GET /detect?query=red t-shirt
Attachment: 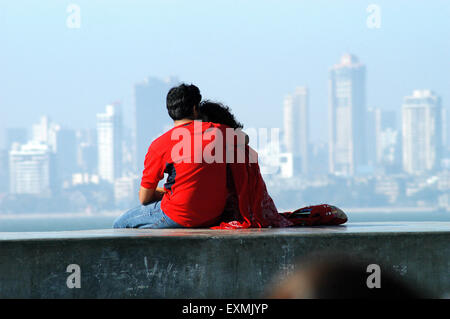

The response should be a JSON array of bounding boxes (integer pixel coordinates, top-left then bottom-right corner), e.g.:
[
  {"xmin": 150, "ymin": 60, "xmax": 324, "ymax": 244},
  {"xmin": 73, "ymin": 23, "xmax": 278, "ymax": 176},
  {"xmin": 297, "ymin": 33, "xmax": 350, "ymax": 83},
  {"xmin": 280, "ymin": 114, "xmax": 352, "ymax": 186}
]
[{"xmin": 140, "ymin": 121, "xmax": 228, "ymax": 227}]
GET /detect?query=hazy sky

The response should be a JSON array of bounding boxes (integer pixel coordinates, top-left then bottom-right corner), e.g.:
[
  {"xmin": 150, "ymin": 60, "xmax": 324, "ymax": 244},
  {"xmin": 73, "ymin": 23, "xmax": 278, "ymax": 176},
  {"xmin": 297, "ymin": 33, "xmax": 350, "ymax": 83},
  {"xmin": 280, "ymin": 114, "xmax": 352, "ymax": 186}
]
[{"xmin": 0, "ymin": 0, "xmax": 449, "ymax": 148}]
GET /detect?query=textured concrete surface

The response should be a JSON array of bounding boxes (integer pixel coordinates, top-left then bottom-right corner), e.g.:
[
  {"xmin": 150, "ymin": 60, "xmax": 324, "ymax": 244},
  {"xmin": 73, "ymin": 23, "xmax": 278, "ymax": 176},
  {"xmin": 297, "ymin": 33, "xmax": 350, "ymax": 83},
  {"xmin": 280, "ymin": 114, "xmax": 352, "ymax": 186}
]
[{"xmin": 0, "ymin": 222, "xmax": 449, "ymax": 298}]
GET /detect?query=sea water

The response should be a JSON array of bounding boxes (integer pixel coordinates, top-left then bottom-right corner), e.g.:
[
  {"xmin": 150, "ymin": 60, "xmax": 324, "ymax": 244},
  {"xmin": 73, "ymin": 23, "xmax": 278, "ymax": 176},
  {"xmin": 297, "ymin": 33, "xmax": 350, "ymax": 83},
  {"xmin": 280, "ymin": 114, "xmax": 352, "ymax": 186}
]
[{"xmin": 0, "ymin": 210, "xmax": 449, "ymax": 232}]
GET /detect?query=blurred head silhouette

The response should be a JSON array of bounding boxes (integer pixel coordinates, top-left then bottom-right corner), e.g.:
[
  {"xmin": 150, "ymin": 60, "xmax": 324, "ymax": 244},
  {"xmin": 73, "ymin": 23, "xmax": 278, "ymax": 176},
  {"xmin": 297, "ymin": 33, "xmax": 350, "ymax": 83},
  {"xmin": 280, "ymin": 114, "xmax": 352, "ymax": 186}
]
[{"xmin": 266, "ymin": 254, "xmax": 424, "ymax": 299}]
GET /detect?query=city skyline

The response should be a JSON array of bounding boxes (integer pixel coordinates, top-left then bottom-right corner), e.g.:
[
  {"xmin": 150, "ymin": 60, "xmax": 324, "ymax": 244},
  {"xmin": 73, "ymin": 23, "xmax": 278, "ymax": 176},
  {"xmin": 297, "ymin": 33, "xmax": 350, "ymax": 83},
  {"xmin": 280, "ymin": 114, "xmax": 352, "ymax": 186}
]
[
  {"xmin": 0, "ymin": 4, "xmax": 449, "ymax": 303},
  {"xmin": 2, "ymin": 54, "xmax": 448, "ymax": 156},
  {"xmin": 1, "ymin": 52, "xmax": 449, "ymax": 214},
  {"xmin": 2, "ymin": 54, "xmax": 449, "ymax": 179}
]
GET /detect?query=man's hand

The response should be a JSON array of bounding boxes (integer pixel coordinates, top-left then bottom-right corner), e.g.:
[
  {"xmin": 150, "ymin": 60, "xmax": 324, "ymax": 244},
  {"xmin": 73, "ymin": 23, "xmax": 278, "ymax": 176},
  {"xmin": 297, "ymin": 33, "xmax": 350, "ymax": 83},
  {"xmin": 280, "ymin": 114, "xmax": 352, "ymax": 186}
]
[{"xmin": 139, "ymin": 186, "xmax": 165, "ymax": 205}]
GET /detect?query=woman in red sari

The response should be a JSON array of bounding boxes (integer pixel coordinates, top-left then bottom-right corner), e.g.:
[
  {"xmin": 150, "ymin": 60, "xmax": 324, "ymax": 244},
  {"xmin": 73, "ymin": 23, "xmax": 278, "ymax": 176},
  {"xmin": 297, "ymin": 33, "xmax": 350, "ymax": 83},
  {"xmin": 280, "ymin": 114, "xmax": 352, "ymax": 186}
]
[{"xmin": 196, "ymin": 101, "xmax": 347, "ymax": 229}]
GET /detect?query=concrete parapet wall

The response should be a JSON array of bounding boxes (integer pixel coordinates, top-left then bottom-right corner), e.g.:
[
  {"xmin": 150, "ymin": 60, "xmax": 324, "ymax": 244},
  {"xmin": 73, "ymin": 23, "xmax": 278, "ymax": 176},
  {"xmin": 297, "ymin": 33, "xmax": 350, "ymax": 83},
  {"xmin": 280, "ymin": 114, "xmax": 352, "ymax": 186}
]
[{"xmin": 0, "ymin": 222, "xmax": 449, "ymax": 298}]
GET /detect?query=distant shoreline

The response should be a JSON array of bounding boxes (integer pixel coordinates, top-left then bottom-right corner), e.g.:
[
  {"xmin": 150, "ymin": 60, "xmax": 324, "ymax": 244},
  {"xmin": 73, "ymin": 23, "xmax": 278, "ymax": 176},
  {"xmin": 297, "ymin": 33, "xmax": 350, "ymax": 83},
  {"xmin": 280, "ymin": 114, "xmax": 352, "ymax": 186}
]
[
  {"xmin": 0, "ymin": 206, "xmax": 448, "ymax": 219},
  {"xmin": 342, "ymin": 207, "xmax": 447, "ymax": 214},
  {"xmin": 0, "ymin": 211, "xmax": 121, "ymax": 219}
]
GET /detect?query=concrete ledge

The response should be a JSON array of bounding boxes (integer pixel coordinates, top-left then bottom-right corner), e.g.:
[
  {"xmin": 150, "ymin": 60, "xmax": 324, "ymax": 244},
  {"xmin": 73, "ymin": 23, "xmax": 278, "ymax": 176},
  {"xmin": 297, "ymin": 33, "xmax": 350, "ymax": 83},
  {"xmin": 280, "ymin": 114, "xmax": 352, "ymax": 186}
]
[{"xmin": 0, "ymin": 222, "xmax": 449, "ymax": 298}]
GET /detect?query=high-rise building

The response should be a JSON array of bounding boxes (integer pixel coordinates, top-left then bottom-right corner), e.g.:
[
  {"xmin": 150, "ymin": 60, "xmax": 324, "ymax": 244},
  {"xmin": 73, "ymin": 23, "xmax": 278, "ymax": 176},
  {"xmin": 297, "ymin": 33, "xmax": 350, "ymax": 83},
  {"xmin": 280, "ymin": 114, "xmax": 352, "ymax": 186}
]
[
  {"xmin": 378, "ymin": 128, "xmax": 401, "ymax": 173},
  {"xmin": 283, "ymin": 86, "xmax": 309, "ymax": 175},
  {"xmin": 366, "ymin": 108, "xmax": 378, "ymax": 166},
  {"xmin": 402, "ymin": 90, "xmax": 442, "ymax": 174},
  {"xmin": 31, "ymin": 116, "xmax": 59, "ymax": 152},
  {"xmin": 328, "ymin": 54, "xmax": 366, "ymax": 176},
  {"xmin": 134, "ymin": 76, "xmax": 179, "ymax": 171},
  {"xmin": 367, "ymin": 108, "xmax": 400, "ymax": 171},
  {"xmin": 97, "ymin": 104, "xmax": 123, "ymax": 183},
  {"xmin": 376, "ymin": 110, "xmax": 399, "ymax": 171},
  {"xmin": 9, "ymin": 142, "xmax": 53, "ymax": 195}
]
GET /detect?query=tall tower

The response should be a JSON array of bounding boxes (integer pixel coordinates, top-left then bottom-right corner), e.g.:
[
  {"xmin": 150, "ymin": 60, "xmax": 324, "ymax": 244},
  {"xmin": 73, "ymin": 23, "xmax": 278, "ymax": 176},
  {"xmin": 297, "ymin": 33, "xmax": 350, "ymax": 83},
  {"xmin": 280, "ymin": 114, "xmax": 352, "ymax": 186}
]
[
  {"xmin": 367, "ymin": 108, "xmax": 398, "ymax": 166},
  {"xmin": 31, "ymin": 116, "xmax": 59, "ymax": 152},
  {"xmin": 328, "ymin": 54, "xmax": 366, "ymax": 176},
  {"xmin": 134, "ymin": 76, "xmax": 179, "ymax": 172},
  {"xmin": 283, "ymin": 86, "xmax": 309, "ymax": 175},
  {"xmin": 402, "ymin": 90, "xmax": 442, "ymax": 174},
  {"xmin": 97, "ymin": 104, "xmax": 123, "ymax": 183}
]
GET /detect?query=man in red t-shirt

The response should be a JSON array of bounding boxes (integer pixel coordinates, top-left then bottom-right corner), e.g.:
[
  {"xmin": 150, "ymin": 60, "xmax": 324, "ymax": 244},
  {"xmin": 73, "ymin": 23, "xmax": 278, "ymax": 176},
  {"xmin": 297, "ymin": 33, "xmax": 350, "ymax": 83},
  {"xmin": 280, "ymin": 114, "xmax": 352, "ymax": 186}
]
[{"xmin": 113, "ymin": 84, "xmax": 228, "ymax": 228}]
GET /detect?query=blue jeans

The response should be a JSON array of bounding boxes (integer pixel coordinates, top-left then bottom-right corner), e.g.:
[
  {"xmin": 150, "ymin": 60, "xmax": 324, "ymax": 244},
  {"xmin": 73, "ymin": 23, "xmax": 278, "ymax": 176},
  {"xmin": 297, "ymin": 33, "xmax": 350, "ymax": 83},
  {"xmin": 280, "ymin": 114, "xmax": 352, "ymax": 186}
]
[{"xmin": 112, "ymin": 201, "xmax": 184, "ymax": 229}]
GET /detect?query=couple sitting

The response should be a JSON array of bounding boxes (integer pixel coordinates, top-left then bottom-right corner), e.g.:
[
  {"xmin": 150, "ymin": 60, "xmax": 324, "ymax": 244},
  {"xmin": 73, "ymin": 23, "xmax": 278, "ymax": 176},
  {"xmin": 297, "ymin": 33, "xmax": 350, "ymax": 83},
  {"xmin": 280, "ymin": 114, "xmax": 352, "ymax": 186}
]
[{"xmin": 113, "ymin": 83, "xmax": 347, "ymax": 229}]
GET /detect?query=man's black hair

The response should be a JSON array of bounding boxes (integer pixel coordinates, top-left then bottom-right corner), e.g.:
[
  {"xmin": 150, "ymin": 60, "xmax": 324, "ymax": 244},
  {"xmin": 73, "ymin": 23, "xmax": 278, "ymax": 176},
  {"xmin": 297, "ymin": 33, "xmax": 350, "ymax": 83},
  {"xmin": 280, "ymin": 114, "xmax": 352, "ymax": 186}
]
[
  {"xmin": 166, "ymin": 83, "xmax": 202, "ymax": 121},
  {"xmin": 197, "ymin": 100, "xmax": 244, "ymax": 129}
]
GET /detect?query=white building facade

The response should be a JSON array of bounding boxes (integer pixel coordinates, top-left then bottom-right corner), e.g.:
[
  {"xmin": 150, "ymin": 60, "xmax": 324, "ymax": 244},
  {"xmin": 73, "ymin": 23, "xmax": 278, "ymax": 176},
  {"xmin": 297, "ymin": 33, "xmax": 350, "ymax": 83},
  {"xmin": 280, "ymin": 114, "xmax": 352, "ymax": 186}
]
[
  {"xmin": 97, "ymin": 104, "xmax": 123, "ymax": 183},
  {"xmin": 402, "ymin": 90, "xmax": 442, "ymax": 174}
]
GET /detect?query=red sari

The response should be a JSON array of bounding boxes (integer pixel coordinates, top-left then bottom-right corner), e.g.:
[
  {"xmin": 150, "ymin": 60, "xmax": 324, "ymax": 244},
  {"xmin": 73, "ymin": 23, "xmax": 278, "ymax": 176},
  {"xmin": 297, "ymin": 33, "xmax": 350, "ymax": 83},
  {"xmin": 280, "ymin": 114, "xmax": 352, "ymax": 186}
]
[{"xmin": 211, "ymin": 142, "xmax": 347, "ymax": 229}]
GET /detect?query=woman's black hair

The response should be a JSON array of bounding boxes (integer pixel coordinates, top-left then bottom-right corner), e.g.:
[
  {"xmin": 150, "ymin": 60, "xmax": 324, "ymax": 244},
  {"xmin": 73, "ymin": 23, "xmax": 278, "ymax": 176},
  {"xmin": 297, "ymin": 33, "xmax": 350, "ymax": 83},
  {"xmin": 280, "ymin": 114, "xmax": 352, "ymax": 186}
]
[{"xmin": 197, "ymin": 100, "xmax": 244, "ymax": 129}]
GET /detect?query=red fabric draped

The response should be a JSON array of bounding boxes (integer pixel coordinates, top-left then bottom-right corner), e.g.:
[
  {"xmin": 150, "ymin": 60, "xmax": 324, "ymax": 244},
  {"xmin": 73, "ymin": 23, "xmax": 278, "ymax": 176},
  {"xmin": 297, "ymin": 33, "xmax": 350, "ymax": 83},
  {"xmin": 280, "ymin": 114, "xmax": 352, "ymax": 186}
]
[{"xmin": 211, "ymin": 142, "xmax": 347, "ymax": 229}]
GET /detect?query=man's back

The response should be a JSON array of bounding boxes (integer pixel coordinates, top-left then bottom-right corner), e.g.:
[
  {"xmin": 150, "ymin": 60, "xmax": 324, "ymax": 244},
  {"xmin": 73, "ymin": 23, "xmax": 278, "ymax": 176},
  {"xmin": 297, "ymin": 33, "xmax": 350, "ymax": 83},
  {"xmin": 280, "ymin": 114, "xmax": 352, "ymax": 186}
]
[{"xmin": 141, "ymin": 120, "xmax": 228, "ymax": 227}]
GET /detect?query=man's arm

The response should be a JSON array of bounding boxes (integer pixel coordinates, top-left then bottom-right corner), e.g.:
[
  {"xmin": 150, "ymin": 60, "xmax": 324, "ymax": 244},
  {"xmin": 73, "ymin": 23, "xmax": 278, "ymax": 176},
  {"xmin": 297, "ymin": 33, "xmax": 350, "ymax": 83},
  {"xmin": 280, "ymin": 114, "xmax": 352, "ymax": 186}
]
[{"xmin": 139, "ymin": 186, "xmax": 165, "ymax": 205}]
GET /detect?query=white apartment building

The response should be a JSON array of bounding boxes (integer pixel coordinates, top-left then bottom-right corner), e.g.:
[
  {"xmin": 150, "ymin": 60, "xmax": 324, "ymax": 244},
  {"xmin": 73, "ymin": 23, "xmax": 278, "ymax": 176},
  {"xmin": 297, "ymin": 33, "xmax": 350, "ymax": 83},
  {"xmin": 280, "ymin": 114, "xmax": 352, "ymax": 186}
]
[
  {"xmin": 97, "ymin": 104, "xmax": 123, "ymax": 183},
  {"xmin": 402, "ymin": 90, "xmax": 442, "ymax": 174}
]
